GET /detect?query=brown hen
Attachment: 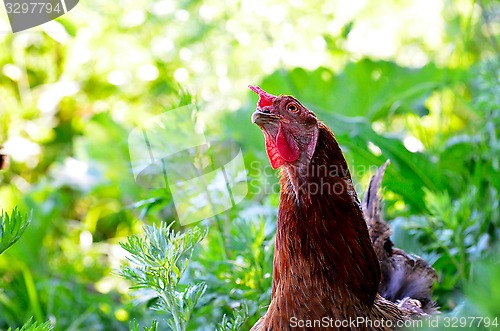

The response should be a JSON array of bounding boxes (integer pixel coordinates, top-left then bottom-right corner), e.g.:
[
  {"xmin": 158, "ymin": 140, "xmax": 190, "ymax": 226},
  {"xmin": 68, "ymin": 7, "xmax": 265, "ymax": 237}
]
[{"xmin": 249, "ymin": 86, "xmax": 437, "ymax": 331}]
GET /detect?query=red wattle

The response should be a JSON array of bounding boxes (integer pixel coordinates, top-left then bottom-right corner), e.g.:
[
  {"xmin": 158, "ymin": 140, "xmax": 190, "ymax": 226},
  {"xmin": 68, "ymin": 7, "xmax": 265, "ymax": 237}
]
[
  {"xmin": 276, "ymin": 124, "xmax": 300, "ymax": 163},
  {"xmin": 264, "ymin": 132, "xmax": 284, "ymax": 169},
  {"xmin": 263, "ymin": 124, "xmax": 300, "ymax": 169}
]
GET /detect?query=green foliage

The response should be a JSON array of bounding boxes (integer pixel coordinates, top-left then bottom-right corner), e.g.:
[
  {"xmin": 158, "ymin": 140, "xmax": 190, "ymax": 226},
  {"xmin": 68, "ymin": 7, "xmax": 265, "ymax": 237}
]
[
  {"xmin": 120, "ymin": 216, "xmax": 273, "ymax": 330},
  {"xmin": 186, "ymin": 216, "xmax": 275, "ymax": 329},
  {"xmin": 119, "ymin": 223, "xmax": 207, "ymax": 331},
  {"xmin": 466, "ymin": 249, "xmax": 500, "ymax": 319},
  {"xmin": 216, "ymin": 305, "xmax": 249, "ymax": 331},
  {"xmin": 6, "ymin": 318, "xmax": 52, "ymax": 331},
  {"xmin": 0, "ymin": 207, "xmax": 31, "ymax": 255},
  {"xmin": 0, "ymin": 210, "xmax": 53, "ymax": 330},
  {"xmin": 387, "ymin": 59, "xmax": 500, "ymax": 311},
  {"xmin": 129, "ymin": 319, "xmax": 157, "ymax": 331}
]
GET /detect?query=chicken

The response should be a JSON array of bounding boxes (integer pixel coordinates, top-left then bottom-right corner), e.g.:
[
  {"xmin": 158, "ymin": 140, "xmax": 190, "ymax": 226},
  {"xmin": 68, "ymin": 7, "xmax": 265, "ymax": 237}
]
[{"xmin": 249, "ymin": 86, "xmax": 437, "ymax": 331}]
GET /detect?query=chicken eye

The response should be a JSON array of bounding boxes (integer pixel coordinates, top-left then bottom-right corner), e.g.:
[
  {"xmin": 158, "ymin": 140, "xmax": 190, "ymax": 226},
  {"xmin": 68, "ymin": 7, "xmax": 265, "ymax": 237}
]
[{"xmin": 287, "ymin": 103, "xmax": 299, "ymax": 113}]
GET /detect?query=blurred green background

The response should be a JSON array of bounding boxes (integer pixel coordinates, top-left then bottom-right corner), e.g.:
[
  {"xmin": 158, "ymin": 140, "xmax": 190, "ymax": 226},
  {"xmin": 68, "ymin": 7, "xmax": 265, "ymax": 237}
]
[{"xmin": 0, "ymin": 0, "xmax": 499, "ymax": 330}]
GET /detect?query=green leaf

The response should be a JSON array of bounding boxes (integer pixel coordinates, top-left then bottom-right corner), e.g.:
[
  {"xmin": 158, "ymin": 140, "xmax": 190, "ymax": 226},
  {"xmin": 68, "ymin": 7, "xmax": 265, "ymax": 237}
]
[
  {"xmin": 0, "ymin": 207, "xmax": 32, "ymax": 255},
  {"xmin": 7, "ymin": 317, "xmax": 53, "ymax": 331},
  {"xmin": 260, "ymin": 60, "xmax": 465, "ymax": 121}
]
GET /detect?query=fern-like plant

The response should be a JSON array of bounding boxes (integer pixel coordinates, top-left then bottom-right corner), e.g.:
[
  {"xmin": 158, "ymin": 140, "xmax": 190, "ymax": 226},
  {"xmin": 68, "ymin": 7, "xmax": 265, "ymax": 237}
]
[
  {"xmin": 0, "ymin": 207, "xmax": 52, "ymax": 331},
  {"xmin": 119, "ymin": 222, "xmax": 207, "ymax": 331},
  {"xmin": 6, "ymin": 318, "xmax": 52, "ymax": 331},
  {"xmin": 0, "ymin": 207, "xmax": 31, "ymax": 255},
  {"xmin": 129, "ymin": 319, "xmax": 158, "ymax": 331},
  {"xmin": 216, "ymin": 305, "xmax": 249, "ymax": 331}
]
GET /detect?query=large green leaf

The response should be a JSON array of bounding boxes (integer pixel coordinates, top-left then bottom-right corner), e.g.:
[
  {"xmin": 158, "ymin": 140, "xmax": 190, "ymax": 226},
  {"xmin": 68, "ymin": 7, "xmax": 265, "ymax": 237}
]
[
  {"xmin": 259, "ymin": 60, "xmax": 465, "ymax": 121},
  {"xmin": 252, "ymin": 61, "xmax": 465, "ymax": 212}
]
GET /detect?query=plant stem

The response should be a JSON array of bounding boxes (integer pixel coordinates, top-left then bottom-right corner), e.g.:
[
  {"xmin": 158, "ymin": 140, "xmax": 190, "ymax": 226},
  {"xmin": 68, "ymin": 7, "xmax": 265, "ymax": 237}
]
[{"xmin": 162, "ymin": 288, "xmax": 183, "ymax": 331}]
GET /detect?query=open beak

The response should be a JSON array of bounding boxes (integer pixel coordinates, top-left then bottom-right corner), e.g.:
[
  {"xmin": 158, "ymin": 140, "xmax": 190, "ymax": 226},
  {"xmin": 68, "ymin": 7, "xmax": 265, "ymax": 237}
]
[{"xmin": 252, "ymin": 109, "xmax": 279, "ymax": 125}]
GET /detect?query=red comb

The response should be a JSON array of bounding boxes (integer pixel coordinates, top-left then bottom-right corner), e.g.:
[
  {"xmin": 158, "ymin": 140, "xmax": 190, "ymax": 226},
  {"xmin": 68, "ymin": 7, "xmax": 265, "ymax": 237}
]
[{"xmin": 249, "ymin": 85, "xmax": 276, "ymax": 108}]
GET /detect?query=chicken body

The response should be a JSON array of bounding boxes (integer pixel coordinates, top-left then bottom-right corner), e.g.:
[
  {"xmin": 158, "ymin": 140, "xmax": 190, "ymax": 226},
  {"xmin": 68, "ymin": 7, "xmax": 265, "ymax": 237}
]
[{"xmin": 250, "ymin": 86, "xmax": 437, "ymax": 331}]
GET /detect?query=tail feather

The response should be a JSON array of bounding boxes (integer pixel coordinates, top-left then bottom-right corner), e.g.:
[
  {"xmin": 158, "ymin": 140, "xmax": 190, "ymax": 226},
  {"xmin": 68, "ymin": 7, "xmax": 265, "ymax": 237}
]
[
  {"xmin": 362, "ymin": 160, "xmax": 391, "ymax": 249},
  {"xmin": 362, "ymin": 160, "xmax": 438, "ymax": 315}
]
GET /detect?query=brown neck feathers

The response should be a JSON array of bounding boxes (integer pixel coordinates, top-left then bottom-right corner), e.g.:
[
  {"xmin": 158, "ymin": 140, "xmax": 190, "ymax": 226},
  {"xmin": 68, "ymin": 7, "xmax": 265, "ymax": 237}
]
[{"xmin": 274, "ymin": 122, "xmax": 381, "ymax": 306}]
